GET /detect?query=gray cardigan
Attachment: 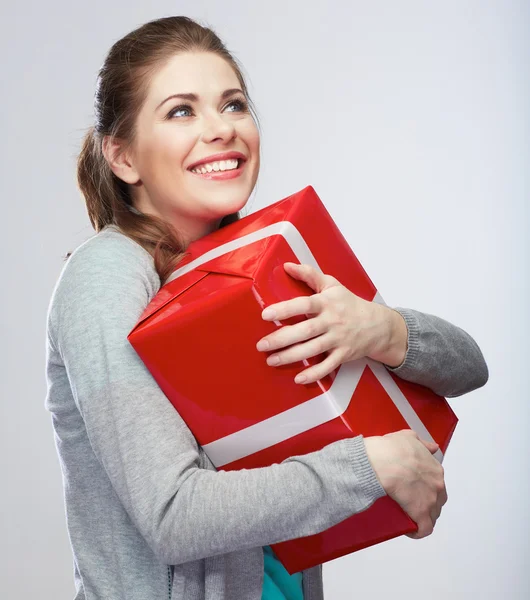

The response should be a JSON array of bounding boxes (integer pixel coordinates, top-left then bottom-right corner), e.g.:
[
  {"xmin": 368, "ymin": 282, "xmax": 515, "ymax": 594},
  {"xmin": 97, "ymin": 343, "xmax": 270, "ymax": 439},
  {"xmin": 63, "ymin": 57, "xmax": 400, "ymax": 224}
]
[{"xmin": 44, "ymin": 226, "xmax": 488, "ymax": 600}]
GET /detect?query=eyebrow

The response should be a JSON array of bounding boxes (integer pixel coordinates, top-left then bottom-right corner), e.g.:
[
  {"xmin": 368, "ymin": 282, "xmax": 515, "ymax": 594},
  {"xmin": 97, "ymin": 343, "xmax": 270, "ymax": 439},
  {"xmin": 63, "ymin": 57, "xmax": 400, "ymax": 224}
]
[{"xmin": 155, "ymin": 88, "xmax": 245, "ymax": 111}]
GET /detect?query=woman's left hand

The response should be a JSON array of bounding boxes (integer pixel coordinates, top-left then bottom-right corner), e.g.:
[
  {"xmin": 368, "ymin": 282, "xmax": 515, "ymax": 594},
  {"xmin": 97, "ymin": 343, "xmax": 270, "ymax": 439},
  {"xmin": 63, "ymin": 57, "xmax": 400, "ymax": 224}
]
[{"xmin": 256, "ymin": 262, "xmax": 408, "ymax": 384}]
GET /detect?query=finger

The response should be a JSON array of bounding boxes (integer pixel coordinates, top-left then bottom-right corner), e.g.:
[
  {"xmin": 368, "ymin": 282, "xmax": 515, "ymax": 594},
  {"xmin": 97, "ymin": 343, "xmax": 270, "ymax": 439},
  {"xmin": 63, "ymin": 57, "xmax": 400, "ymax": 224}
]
[
  {"xmin": 406, "ymin": 529, "xmax": 424, "ymax": 540},
  {"xmin": 422, "ymin": 437, "xmax": 439, "ymax": 446},
  {"xmin": 440, "ymin": 483, "xmax": 448, "ymax": 507},
  {"xmin": 257, "ymin": 317, "xmax": 328, "ymax": 354},
  {"xmin": 418, "ymin": 438, "xmax": 440, "ymax": 453},
  {"xmin": 407, "ymin": 518, "xmax": 434, "ymax": 540},
  {"xmin": 399, "ymin": 429, "xmax": 420, "ymax": 439},
  {"xmin": 426, "ymin": 442, "xmax": 440, "ymax": 455},
  {"xmin": 261, "ymin": 294, "xmax": 322, "ymax": 322},
  {"xmin": 430, "ymin": 479, "xmax": 447, "ymax": 525},
  {"xmin": 404, "ymin": 514, "xmax": 420, "ymax": 539},
  {"xmin": 432, "ymin": 492, "xmax": 446, "ymax": 525},
  {"xmin": 283, "ymin": 263, "xmax": 331, "ymax": 294},
  {"xmin": 265, "ymin": 333, "xmax": 336, "ymax": 370},
  {"xmin": 294, "ymin": 348, "xmax": 345, "ymax": 384},
  {"xmin": 430, "ymin": 502, "xmax": 442, "ymax": 526}
]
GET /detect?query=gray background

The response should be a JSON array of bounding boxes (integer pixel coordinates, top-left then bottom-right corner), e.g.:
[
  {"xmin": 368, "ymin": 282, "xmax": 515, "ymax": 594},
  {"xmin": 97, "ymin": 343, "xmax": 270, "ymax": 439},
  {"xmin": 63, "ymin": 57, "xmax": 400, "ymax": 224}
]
[{"xmin": 2, "ymin": 1, "xmax": 528, "ymax": 598}]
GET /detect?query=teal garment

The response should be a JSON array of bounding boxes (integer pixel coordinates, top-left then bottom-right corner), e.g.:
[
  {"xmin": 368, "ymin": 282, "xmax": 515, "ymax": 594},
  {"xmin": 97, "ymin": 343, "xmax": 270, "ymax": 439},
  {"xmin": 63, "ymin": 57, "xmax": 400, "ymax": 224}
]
[{"xmin": 262, "ymin": 545, "xmax": 304, "ymax": 600}]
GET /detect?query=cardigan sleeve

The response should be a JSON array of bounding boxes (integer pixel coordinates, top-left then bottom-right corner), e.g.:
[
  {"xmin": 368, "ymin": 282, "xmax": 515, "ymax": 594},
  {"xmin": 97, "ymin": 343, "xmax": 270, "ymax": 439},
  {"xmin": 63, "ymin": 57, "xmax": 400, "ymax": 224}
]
[{"xmin": 384, "ymin": 307, "xmax": 489, "ymax": 398}]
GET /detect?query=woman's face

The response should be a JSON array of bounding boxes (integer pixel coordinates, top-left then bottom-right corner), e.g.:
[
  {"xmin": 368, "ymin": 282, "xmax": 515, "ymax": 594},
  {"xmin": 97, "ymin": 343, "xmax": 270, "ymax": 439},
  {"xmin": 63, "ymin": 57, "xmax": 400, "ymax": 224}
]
[{"xmin": 123, "ymin": 51, "xmax": 260, "ymax": 244}]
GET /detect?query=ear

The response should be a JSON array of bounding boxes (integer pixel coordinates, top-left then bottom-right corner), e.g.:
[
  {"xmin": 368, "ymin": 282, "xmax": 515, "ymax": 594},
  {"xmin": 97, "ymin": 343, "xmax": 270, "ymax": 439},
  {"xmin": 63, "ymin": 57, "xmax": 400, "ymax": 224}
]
[{"xmin": 102, "ymin": 136, "xmax": 140, "ymax": 185}]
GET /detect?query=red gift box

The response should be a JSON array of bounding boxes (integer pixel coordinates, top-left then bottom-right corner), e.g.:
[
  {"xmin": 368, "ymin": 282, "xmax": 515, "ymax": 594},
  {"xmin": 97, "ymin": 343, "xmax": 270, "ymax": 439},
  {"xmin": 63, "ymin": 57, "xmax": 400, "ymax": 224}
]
[{"xmin": 128, "ymin": 186, "xmax": 458, "ymax": 574}]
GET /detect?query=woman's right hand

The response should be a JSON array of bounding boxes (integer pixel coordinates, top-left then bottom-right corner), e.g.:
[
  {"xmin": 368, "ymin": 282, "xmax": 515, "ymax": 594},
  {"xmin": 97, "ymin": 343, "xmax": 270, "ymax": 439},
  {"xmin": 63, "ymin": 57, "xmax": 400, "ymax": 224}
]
[{"xmin": 364, "ymin": 430, "xmax": 448, "ymax": 539}]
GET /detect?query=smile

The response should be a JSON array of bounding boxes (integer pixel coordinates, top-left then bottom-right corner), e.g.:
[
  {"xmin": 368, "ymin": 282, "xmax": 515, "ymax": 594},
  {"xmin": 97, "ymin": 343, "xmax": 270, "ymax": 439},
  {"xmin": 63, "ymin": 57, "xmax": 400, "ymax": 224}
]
[
  {"xmin": 188, "ymin": 158, "xmax": 246, "ymax": 180},
  {"xmin": 191, "ymin": 159, "xmax": 239, "ymax": 174}
]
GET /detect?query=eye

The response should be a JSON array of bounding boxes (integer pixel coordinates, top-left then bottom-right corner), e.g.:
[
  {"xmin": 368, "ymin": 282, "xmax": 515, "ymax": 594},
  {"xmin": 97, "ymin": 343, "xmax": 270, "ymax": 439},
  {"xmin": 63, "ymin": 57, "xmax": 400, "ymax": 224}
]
[
  {"xmin": 166, "ymin": 97, "xmax": 249, "ymax": 120},
  {"xmin": 224, "ymin": 98, "xmax": 249, "ymax": 113},
  {"xmin": 167, "ymin": 104, "xmax": 194, "ymax": 119}
]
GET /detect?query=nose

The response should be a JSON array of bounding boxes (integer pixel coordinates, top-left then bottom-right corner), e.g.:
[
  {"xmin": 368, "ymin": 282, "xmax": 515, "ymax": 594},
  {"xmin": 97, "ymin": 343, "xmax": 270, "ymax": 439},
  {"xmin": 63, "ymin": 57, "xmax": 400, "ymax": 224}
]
[{"xmin": 200, "ymin": 111, "xmax": 237, "ymax": 144}]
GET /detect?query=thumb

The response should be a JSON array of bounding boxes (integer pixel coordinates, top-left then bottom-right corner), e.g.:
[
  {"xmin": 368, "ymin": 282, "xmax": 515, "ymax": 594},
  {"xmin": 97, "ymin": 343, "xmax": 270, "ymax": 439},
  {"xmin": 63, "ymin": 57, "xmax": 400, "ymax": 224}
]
[
  {"xmin": 419, "ymin": 438, "xmax": 440, "ymax": 454},
  {"xmin": 283, "ymin": 262, "xmax": 331, "ymax": 294}
]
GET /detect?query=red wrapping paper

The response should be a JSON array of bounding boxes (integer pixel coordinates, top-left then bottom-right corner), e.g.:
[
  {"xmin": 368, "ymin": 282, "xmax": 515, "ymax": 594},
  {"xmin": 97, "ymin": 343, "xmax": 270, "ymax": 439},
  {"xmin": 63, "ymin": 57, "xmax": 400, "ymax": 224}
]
[{"xmin": 128, "ymin": 186, "xmax": 458, "ymax": 574}]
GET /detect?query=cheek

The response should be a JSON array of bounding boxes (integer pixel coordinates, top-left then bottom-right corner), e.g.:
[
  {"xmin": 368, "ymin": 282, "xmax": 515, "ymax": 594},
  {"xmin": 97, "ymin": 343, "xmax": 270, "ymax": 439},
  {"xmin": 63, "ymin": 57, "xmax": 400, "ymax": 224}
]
[
  {"xmin": 141, "ymin": 130, "xmax": 194, "ymax": 174},
  {"xmin": 238, "ymin": 119, "xmax": 260, "ymax": 154},
  {"xmin": 250, "ymin": 128, "xmax": 261, "ymax": 156}
]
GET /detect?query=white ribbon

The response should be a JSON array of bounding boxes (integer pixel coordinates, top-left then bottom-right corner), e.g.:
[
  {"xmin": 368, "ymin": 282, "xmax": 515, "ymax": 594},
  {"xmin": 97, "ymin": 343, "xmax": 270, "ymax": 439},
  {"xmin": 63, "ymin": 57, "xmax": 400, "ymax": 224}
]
[{"xmin": 166, "ymin": 221, "xmax": 444, "ymax": 466}]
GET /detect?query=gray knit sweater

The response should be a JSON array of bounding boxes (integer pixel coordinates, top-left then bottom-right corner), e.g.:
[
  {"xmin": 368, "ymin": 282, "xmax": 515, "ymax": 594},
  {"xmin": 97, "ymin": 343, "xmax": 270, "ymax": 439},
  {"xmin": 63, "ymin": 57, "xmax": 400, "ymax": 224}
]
[{"xmin": 44, "ymin": 225, "xmax": 488, "ymax": 600}]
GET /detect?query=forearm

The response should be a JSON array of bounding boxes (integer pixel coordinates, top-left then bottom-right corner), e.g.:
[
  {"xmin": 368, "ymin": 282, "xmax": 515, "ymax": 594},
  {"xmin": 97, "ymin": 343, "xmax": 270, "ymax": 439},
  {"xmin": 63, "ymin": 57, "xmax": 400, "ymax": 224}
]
[{"xmin": 152, "ymin": 436, "xmax": 385, "ymax": 564}]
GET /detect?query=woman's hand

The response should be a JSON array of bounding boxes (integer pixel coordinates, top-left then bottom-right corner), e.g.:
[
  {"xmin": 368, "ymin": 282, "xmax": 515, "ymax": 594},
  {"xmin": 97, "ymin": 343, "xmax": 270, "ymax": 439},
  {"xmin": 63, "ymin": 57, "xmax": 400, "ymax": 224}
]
[
  {"xmin": 364, "ymin": 430, "xmax": 448, "ymax": 539},
  {"xmin": 256, "ymin": 262, "xmax": 409, "ymax": 384}
]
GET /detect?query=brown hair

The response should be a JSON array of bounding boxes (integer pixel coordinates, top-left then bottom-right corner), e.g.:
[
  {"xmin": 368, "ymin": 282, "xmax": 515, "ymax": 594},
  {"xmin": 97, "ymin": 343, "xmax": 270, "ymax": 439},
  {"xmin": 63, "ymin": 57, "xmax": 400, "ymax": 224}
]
[{"xmin": 75, "ymin": 16, "xmax": 260, "ymax": 285}]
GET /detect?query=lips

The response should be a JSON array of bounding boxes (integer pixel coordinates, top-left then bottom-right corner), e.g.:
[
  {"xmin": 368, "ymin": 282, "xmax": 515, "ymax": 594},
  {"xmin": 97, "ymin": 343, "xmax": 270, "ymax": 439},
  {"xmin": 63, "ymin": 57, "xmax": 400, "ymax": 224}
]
[{"xmin": 187, "ymin": 151, "xmax": 247, "ymax": 171}]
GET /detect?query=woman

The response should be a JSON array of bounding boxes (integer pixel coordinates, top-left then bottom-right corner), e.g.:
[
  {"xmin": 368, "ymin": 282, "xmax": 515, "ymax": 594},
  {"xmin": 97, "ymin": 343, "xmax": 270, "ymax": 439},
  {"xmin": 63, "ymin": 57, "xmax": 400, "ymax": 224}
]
[{"xmin": 45, "ymin": 15, "xmax": 488, "ymax": 600}]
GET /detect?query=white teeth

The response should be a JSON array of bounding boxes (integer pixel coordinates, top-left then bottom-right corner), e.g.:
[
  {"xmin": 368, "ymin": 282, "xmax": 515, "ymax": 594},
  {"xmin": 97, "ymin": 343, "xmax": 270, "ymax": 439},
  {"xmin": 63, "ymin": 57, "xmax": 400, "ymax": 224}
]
[{"xmin": 191, "ymin": 158, "xmax": 240, "ymax": 174}]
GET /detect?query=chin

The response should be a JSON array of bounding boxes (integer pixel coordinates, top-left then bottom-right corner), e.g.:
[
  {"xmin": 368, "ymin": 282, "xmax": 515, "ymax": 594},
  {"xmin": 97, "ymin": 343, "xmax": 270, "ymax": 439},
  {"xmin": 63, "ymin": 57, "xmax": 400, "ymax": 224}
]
[{"xmin": 216, "ymin": 190, "xmax": 252, "ymax": 215}]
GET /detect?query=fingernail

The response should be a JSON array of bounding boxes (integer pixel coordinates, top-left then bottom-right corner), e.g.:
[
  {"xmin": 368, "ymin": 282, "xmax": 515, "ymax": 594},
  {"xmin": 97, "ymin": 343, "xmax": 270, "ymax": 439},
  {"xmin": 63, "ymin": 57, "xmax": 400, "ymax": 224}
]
[
  {"xmin": 257, "ymin": 340, "xmax": 270, "ymax": 351},
  {"xmin": 262, "ymin": 308, "xmax": 276, "ymax": 320},
  {"xmin": 294, "ymin": 375, "xmax": 307, "ymax": 384}
]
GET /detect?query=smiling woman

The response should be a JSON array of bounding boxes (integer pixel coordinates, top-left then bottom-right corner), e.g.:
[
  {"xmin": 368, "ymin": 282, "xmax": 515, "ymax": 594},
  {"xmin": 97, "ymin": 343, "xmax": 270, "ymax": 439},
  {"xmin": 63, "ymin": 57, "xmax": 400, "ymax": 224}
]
[
  {"xmin": 100, "ymin": 51, "xmax": 260, "ymax": 252},
  {"xmin": 46, "ymin": 14, "xmax": 488, "ymax": 600}
]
